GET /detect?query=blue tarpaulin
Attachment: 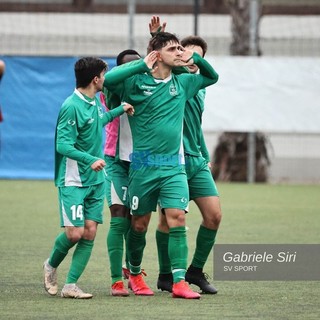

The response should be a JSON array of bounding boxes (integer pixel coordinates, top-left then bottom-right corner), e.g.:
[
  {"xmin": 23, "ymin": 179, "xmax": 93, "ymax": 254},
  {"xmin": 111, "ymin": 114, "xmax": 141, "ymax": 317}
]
[{"xmin": 0, "ymin": 56, "xmax": 115, "ymax": 179}]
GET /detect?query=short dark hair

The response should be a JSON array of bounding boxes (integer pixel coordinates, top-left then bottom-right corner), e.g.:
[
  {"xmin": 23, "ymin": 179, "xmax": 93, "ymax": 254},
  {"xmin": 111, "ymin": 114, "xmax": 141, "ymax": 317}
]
[
  {"xmin": 75, "ymin": 57, "xmax": 107, "ymax": 88},
  {"xmin": 181, "ymin": 35, "xmax": 208, "ymax": 57},
  {"xmin": 147, "ymin": 32, "xmax": 180, "ymax": 53},
  {"xmin": 116, "ymin": 49, "xmax": 141, "ymax": 66}
]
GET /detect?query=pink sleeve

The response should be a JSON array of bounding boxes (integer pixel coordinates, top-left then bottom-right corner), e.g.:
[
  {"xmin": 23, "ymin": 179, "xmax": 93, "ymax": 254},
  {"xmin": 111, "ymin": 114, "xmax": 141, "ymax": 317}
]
[{"xmin": 100, "ymin": 93, "xmax": 119, "ymax": 157}]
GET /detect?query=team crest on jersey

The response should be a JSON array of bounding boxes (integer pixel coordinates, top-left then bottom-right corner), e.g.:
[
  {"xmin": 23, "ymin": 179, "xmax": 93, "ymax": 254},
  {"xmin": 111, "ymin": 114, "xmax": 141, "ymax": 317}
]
[
  {"xmin": 98, "ymin": 105, "xmax": 104, "ymax": 118},
  {"xmin": 169, "ymin": 84, "xmax": 178, "ymax": 96}
]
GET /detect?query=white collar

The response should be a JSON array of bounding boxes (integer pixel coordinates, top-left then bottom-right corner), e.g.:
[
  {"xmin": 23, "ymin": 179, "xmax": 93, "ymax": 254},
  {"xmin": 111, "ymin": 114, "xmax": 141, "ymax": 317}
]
[
  {"xmin": 153, "ymin": 74, "xmax": 172, "ymax": 84},
  {"xmin": 74, "ymin": 89, "xmax": 96, "ymax": 106}
]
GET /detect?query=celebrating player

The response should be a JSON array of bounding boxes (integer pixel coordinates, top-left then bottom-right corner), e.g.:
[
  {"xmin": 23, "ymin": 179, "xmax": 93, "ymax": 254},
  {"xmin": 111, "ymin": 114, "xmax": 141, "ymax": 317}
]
[
  {"xmin": 43, "ymin": 57, "xmax": 134, "ymax": 299},
  {"xmin": 156, "ymin": 34, "xmax": 222, "ymax": 294},
  {"xmin": 104, "ymin": 32, "xmax": 218, "ymax": 299}
]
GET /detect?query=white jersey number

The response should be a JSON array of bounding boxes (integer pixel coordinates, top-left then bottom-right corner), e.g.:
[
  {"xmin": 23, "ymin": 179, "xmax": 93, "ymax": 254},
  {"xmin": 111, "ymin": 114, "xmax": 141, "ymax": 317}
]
[
  {"xmin": 131, "ymin": 196, "xmax": 139, "ymax": 210},
  {"xmin": 71, "ymin": 205, "xmax": 84, "ymax": 221}
]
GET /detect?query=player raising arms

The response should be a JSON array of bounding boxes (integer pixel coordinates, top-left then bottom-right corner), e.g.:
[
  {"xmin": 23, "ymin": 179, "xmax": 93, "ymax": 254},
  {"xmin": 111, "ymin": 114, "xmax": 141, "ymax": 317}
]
[
  {"xmin": 156, "ymin": 34, "xmax": 222, "ymax": 295},
  {"xmin": 104, "ymin": 32, "xmax": 218, "ymax": 299},
  {"xmin": 148, "ymin": 17, "xmax": 222, "ymax": 295},
  {"xmin": 43, "ymin": 57, "xmax": 134, "ymax": 299},
  {"xmin": 148, "ymin": 16, "xmax": 222, "ymax": 295}
]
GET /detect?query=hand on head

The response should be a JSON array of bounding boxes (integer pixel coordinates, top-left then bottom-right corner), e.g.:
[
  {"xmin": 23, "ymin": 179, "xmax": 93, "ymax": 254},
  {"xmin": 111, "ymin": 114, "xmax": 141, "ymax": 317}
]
[{"xmin": 144, "ymin": 51, "xmax": 159, "ymax": 71}]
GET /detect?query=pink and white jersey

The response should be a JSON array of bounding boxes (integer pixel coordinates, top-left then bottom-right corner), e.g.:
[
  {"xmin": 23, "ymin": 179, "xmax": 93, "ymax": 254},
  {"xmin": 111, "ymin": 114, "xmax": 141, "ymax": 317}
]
[{"xmin": 100, "ymin": 92, "xmax": 133, "ymax": 161}]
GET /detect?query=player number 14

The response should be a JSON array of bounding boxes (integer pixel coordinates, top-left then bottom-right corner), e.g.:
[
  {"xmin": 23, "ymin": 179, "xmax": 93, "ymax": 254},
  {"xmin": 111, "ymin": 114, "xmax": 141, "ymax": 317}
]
[{"xmin": 71, "ymin": 205, "xmax": 84, "ymax": 221}]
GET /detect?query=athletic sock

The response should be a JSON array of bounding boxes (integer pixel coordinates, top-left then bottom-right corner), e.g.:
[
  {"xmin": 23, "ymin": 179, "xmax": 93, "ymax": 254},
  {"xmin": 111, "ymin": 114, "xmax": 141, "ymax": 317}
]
[
  {"xmin": 66, "ymin": 238, "xmax": 94, "ymax": 284},
  {"xmin": 156, "ymin": 229, "xmax": 171, "ymax": 274},
  {"xmin": 49, "ymin": 232, "xmax": 76, "ymax": 268},
  {"xmin": 168, "ymin": 226, "xmax": 188, "ymax": 283},
  {"xmin": 124, "ymin": 218, "xmax": 131, "ymax": 270},
  {"xmin": 107, "ymin": 217, "xmax": 131, "ymax": 283},
  {"xmin": 127, "ymin": 228, "xmax": 146, "ymax": 275},
  {"xmin": 191, "ymin": 225, "xmax": 217, "ymax": 269}
]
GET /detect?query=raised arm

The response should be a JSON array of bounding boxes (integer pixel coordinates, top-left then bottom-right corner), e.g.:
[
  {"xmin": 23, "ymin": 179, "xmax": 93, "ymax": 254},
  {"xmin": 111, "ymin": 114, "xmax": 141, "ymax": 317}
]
[
  {"xmin": 181, "ymin": 51, "xmax": 219, "ymax": 87},
  {"xmin": 149, "ymin": 15, "xmax": 167, "ymax": 37},
  {"xmin": 104, "ymin": 52, "xmax": 158, "ymax": 88}
]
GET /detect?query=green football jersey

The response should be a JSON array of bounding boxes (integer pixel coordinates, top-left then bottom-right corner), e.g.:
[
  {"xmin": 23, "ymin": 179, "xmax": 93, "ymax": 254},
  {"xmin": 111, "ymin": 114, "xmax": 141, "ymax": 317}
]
[
  {"xmin": 55, "ymin": 89, "xmax": 125, "ymax": 187},
  {"xmin": 183, "ymin": 88, "xmax": 210, "ymax": 162},
  {"xmin": 104, "ymin": 53, "xmax": 218, "ymax": 167}
]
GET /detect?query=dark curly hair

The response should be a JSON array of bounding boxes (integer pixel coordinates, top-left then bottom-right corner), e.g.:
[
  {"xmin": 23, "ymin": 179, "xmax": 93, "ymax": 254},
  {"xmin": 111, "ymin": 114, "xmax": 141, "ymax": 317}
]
[
  {"xmin": 181, "ymin": 35, "xmax": 208, "ymax": 57},
  {"xmin": 147, "ymin": 32, "xmax": 180, "ymax": 54}
]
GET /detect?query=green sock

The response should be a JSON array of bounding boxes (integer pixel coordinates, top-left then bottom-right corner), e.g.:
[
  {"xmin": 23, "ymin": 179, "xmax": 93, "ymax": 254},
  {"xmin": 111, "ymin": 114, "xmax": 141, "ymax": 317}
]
[
  {"xmin": 107, "ymin": 217, "xmax": 131, "ymax": 284},
  {"xmin": 127, "ymin": 228, "xmax": 146, "ymax": 275},
  {"xmin": 156, "ymin": 229, "xmax": 171, "ymax": 274},
  {"xmin": 169, "ymin": 226, "xmax": 188, "ymax": 283},
  {"xmin": 191, "ymin": 225, "xmax": 217, "ymax": 269},
  {"xmin": 124, "ymin": 218, "xmax": 131, "ymax": 270},
  {"xmin": 49, "ymin": 232, "xmax": 76, "ymax": 268},
  {"xmin": 66, "ymin": 238, "xmax": 94, "ymax": 284}
]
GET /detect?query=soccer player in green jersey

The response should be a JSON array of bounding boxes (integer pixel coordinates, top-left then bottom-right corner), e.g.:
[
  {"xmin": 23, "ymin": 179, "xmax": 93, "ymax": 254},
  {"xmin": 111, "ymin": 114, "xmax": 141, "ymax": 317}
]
[
  {"xmin": 101, "ymin": 49, "xmax": 142, "ymax": 297},
  {"xmin": 104, "ymin": 32, "xmax": 218, "ymax": 299},
  {"xmin": 156, "ymin": 35, "xmax": 222, "ymax": 294},
  {"xmin": 43, "ymin": 57, "xmax": 134, "ymax": 299}
]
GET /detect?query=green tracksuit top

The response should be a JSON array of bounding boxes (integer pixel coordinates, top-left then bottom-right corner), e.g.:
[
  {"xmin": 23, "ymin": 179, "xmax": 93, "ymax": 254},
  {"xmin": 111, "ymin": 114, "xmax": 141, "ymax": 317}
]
[
  {"xmin": 55, "ymin": 89, "xmax": 125, "ymax": 187},
  {"xmin": 104, "ymin": 52, "xmax": 218, "ymax": 167}
]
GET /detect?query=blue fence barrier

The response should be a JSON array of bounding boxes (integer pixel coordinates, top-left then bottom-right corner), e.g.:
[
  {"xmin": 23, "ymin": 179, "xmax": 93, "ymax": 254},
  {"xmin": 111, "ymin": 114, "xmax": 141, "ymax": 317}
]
[{"xmin": 0, "ymin": 56, "xmax": 116, "ymax": 179}]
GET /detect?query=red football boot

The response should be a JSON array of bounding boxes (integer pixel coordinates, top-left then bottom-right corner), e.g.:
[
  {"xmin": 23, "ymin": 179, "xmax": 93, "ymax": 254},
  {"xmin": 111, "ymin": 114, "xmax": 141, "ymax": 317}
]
[
  {"xmin": 172, "ymin": 280, "xmax": 201, "ymax": 299},
  {"xmin": 111, "ymin": 281, "xmax": 130, "ymax": 297},
  {"xmin": 128, "ymin": 274, "xmax": 154, "ymax": 296}
]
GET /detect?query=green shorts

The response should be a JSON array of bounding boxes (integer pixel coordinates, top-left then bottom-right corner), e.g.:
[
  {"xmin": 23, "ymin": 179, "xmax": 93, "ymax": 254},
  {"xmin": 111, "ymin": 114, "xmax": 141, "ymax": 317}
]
[
  {"xmin": 105, "ymin": 155, "xmax": 130, "ymax": 208},
  {"xmin": 129, "ymin": 165, "xmax": 189, "ymax": 215},
  {"xmin": 185, "ymin": 155, "xmax": 219, "ymax": 200},
  {"xmin": 58, "ymin": 182, "xmax": 105, "ymax": 227}
]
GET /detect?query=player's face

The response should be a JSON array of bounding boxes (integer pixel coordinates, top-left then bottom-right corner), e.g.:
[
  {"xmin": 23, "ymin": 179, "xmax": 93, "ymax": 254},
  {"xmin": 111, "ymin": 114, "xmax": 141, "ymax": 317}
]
[
  {"xmin": 184, "ymin": 45, "xmax": 203, "ymax": 73},
  {"xmin": 95, "ymin": 70, "xmax": 106, "ymax": 92},
  {"xmin": 157, "ymin": 41, "xmax": 184, "ymax": 67}
]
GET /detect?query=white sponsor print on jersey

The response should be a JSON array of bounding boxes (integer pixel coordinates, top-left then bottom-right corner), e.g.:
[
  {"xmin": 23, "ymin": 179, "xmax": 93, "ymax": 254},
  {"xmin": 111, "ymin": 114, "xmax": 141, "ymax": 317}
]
[
  {"xmin": 143, "ymin": 90, "xmax": 153, "ymax": 96},
  {"xmin": 141, "ymin": 84, "xmax": 155, "ymax": 96}
]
